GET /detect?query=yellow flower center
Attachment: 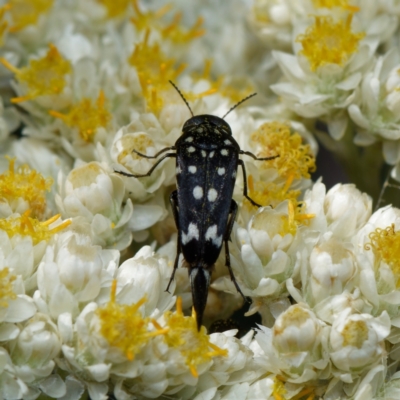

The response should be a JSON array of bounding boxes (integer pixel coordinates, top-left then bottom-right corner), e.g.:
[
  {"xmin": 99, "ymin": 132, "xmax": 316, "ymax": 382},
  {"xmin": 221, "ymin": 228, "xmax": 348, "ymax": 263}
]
[
  {"xmin": 248, "ymin": 122, "xmax": 316, "ymax": 209},
  {"xmin": 366, "ymin": 224, "xmax": 400, "ymax": 287},
  {"xmin": 0, "ymin": 210, "xmax": 71, "ymax": 244},
  {"xmin": 312, "ymin": 0, "xmax": 359, "ymax": 12},
  {"xmin": 252, "ymin": 200, "xmax": 312, "ymax": 237},
  {"xmin": 0, "ymin": 268, "xmax": 17, "ymax": 307},
  {"xmin": 0, "ymin": 157, "xmax": 53, "ymax": 218},
  {"xmin": 0, "ymin": 44, "xmax": 71, "ymax": 103},
  {"xmin": 341, "ymin": 319, "xmax": 368, "ymax": 348},
  {"xmin": 278, "ymin": 306, "xmax": 310, "ymax": 330},
  {"xmin": 117, "ymin": 133, "xmax": 155, "ymax": 165},
  {"xmin": 128, "ymin": 30, "xmax": 186, "ymax": 114},
  {"xmin": 163, "ymin": 297, "xmax": 227, "ymax": 377},
  {"xmin": 49, "ymin": 91, "xmax": 112, "ymax": 142},
  {"xmin": 96, "ymin": 280, "xmax": 167, "ymax": 360},
  {"xmin": 296, "ymin": 15, "xmax": 365, "ymax": 71},
  {"xmin": 8, "ymin": 0, "xmax": 53, "ymax": 32}
]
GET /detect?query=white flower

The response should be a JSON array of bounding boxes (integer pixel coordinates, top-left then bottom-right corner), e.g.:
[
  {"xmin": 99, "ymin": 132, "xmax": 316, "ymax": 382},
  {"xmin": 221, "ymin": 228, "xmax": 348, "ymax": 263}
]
[
  {"xmin": 351, "ymin": 205, "xmax": 400, "ymax": 335},
  {"xmin": 302, "ymin": 181, "xmax": 371, "ymax": 239},
  {"xmin": 329, "ymin": 308, "xmax": 390, "ymax": 374},
  {"xmin": 271, "ymin": 16, "xmax": 376, "ymax": 139},
  {"xmin": 0, "ymin": 314, "xmax": 66, "ymax": 400},
  {"xmin": 324, "ymin": 183, "xmax": 372, "ymax": 238},
  {"xmin": 251, "ymin": 304, "xmax": 330, "ymax": 383},
  {"xmin": 248, "ymin": 0, "xmax": 309, "ymax": 49},
  {"xmin": 115, "ymin": 245, "xmax": 176, "ymax": 318},
  {"xmin": 249, "ymin": 0, "xmax": 398, "ymax": 51},
  {"xmin": 306, "ymin": 234, "xmax": 358, "ymax": 306},
  {"xmin": 55, "ymin": 161, "xmax": 135, "ymax": 250},
  {"xmin": 0, "ymin": 347, "xmax": 31, "ymax": 400},
  {"xmin": 110, "ymin": 120, "xmax": 175, "ymax": 200},
  {"xmin": 36, "ymin": 228, "xmax": 119, "ymax": 319},
  {"xmin": 10, "ymin": 313, "xmax": 62, "ymax": 384},
  {"xmin": 213, "ymin": 202, "xmax": 299, "ymax": 322},
  {"xmin": 348, "ymin": 51, "xmax": 400, "ymax": 166}
]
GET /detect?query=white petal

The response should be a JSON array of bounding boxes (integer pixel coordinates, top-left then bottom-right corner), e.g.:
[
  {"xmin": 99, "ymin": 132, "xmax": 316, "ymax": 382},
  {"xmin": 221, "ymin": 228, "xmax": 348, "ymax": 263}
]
[
  {"xmin": 4, "ymin": 296, "xmax": 36, "ymax": 323},
  {"xmin": 39, "ymin": 375, "xmax": 67, "ymax": 398}
]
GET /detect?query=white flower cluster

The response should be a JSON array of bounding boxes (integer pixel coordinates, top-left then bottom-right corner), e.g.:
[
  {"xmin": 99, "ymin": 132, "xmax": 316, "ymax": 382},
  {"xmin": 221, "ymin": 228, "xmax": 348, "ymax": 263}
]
[
  {"xmin": 249, "ymin": 0, "xmax": 400, "ymax": 182},
  {"xmin": 213, "ymin": 181, "xmax": 400, "ymax": 398},
  {"xmin": 0, "ymin": 0, "xmax": 400, "ymax": 399}
]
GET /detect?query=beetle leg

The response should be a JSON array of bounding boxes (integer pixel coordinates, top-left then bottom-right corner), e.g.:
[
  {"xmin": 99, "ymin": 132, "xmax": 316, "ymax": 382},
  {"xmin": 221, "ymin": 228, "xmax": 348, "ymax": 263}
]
[
  {"xmin": 115, "ymin": 153, "xmax": 176, "ymax": 178},
  {"xmin": 224, "ymin": 199, "xmax": 246, "ymax": 301},
  {"xmin": 240, "ymin": 150, "xmax": 279, "ymax": 161},
  {"xmin": 133, "ymin": 146, "xmax": 176, "ymax": 159},
  {"xmin": 166, "ymin": 190, "xmax": 181, "ymax": 293},
  {"xmin": 237, "ymin": 159, "xmax": 263, "ymax": 207}
]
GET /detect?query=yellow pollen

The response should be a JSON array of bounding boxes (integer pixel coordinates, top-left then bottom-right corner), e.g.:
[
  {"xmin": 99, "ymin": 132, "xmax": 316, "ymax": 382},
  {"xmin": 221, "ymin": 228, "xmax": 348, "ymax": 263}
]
[
  {"xmin": 95, "ymin": 0, "xmax": 131, "ymax": 18},
  {"xmin": 248, "ymin": 122, "xmax": 316, "ymax": 208},
  {"xmin": 0, "ymin": 44, "xmax": 71, "ymax": 103},
  {"xmin": 163, "ymin": 297, "xmax": 227, "ymax": 377},
  {"xmin": 0, "ymin": 210, "xmax": 71, "ymax": 245},
  {"xmin": 189, "ymin": 60, "xmax": 255, "ymax": 105},
  {"xmin": 312, "ymin": 0, "xmax": 359, "ymax": 12},
  {"xmin": 8, "ymin": 0, "xmax": 53, "ymax": 32},
  {"xmin": 160, "ymin": 13, "xmax": 205, "ymax": 43},
  {"xmin": 130, "ymin": 0, "xmax": 204, "ymax": 43},
  {"xmin": 341, "ymin": 319, "xmax": 368, "ymax": 348},
  {"xmin": 280, "ymin": 200, "xmax": 297, "ymax": 236},
  {"xmin": 272, "ymin": 377, "xmax": 287, "ymax": 400},
  {"xmin": 0, "ymin": 268, "xmax": 17, "ymax": 307},
  {"xmin": 0, "ymin": 157, "xmax": 53, "ymax": 218},
  {"xmin": 291, "ymin": 387, "xmax": 317, "ymax": 400},
  {"xmin": 49, "ymin": 91, "xmax": 112, "ymax": 142},
  {"xmin": 116, "ymin": 134, "xmax": 155, "ymax": 165},
  {"xmin": 366, "ymin": 224, "xmax": 400, "ymax": 287},
  {"xmin": 96, "ymin": 280, "xmax": 167, "ymax": 360},
  {"xmin": 128, "ymin": 29, "xmax": 186, "ymax": 114},
  {"xmin": 296, "ymin": 15, "xmax": 365, "ymax": 71},
  {"xmin": 0, "ymin": 4, "xmax": 10, "ymax": 45},
  {"xmin": 131, "ymin": 0, "xmax": 172, "ymax": 32}
]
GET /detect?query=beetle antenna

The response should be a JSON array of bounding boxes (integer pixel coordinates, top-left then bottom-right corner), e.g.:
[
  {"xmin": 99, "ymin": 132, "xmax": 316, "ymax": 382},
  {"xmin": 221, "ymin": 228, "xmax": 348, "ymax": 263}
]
[
  {"xmin": 221, "ymin": 93, "xmax": 257, "ymax": 119},
  {"xmin": 169, "ymin": 80, "xmax": 194, "ymax": 117}
]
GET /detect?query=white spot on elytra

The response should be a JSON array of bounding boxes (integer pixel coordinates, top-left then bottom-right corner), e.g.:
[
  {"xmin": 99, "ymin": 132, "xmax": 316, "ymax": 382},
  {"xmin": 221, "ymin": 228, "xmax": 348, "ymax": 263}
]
[
  {"xmin": 232, "ymin": 170, "xmax": 237, "ymax": 179},
  {"xmin": 182, "ymin": 223, "xmax": 199, "ymax": 244},
  {"xmin": 224, "ymin": 139, "xmax": 231, "ymax": 145},
  {"xmin": 205, "ymin": 225, "xmax": 217, "ymax": 240},
  {"xmin": 193, "ymin": 186, "xmax": 203, "ymax": 199},
  {"xmin": 201, "ymin": 150, "xmax": 207, "ymax": 157},
  {"xmin": 185, "ymin": 136, "xmax": 194, "ymax": 142},
  {"xmin": 217, "ymin": 167, "xmax": 225, "ymax": 175},
  {"xmin": 197, "ymin": 127, "xmax": 203, "ymax": 133},
  {"xmin": 189, "ymin": 166, "xmax": 197, "ymax": 173},
  {"xmin": 209, "ymin": 151, "xmax": 215, "ymax": 158},
  {"xmin": 188, "ymin": 146, "xmax": 195, "ymax": 153},
  {"xmin": 208, "ymin": 188, "xmax": 217, "ymax": 202},
  {"xmin": 221, "ymin": 149, "xmax": 228, "ymax": 156},
  {"xmin": 176, "ymin": 165, "xmax": 182, "ymax": 174},
  {"xmin": 205, "ymin": 225, "xmax": 223, "ymax": 247}
]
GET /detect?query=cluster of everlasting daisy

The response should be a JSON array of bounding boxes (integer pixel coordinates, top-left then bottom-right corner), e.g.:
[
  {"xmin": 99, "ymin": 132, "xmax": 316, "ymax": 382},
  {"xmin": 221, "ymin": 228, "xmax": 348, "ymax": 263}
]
[{"xmin": 0, "ymin": 0, "xmax": 400, "ymax": 399}]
